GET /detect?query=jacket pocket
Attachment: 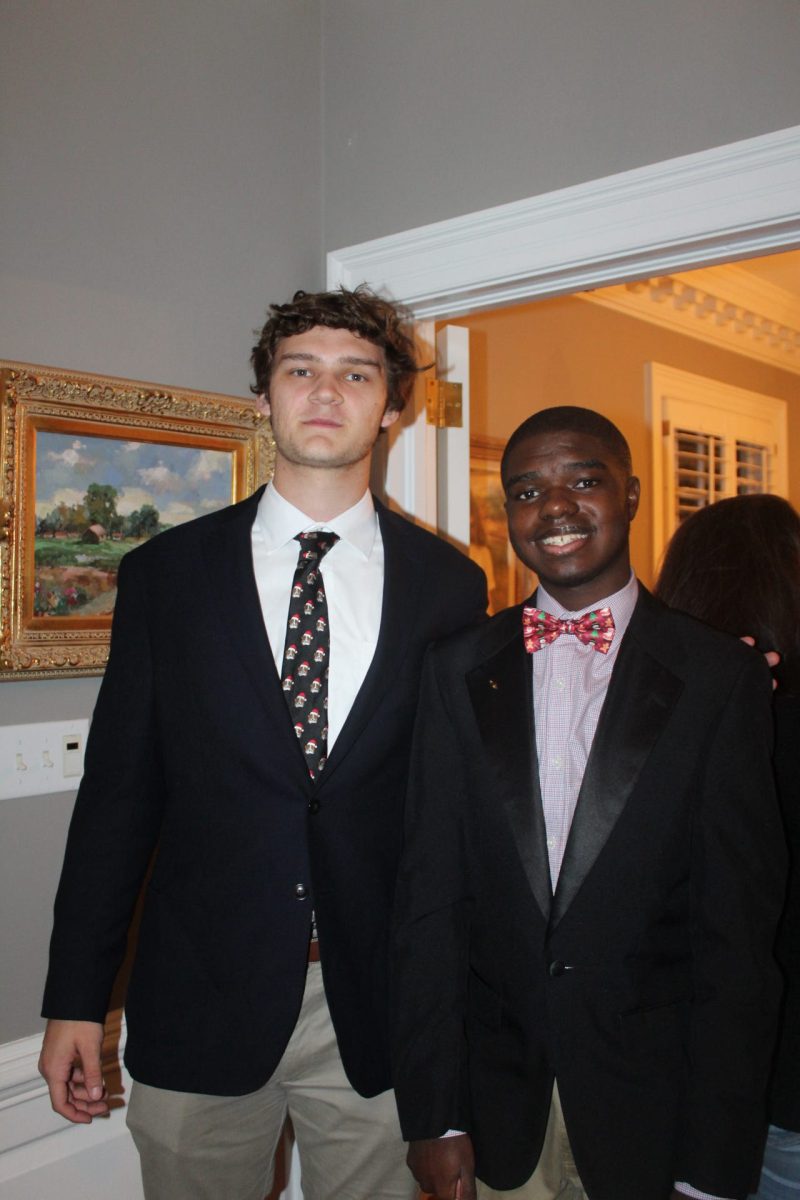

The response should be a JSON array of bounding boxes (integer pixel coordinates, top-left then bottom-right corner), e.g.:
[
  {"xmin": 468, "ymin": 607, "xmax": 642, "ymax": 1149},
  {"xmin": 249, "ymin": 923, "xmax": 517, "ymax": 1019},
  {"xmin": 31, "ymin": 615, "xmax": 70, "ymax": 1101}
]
[{"xmin": 618, "ymin": 999, "xmax": 689, "ymax": 1069}]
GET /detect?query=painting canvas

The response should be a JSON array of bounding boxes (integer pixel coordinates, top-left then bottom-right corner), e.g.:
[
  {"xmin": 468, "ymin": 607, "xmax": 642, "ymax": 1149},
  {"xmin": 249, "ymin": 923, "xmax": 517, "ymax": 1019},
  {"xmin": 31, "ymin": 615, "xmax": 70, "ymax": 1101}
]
[
  {"xmin": 1, "ymin": 361, "xmax": 273, "ymax": 679},
  {"xmin": 33, "ymin": 432, "xmax": 233, "ymax": 618}
]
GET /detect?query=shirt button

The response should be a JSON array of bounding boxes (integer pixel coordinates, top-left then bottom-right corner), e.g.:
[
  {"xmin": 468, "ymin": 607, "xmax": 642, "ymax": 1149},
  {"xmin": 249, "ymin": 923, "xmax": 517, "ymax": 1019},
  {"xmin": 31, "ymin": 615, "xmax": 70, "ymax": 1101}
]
[
  {"xmin": 294, "ymin": 883, "xmax": 308, "ymax": 900},
  {"xmin": 556, "ymin": 679, "xmax": 565, "ymax": 691},
  {"xmin": 551, "ymin": 756, "xmax": 563, "ymax": 769},
  {"xmin": 308, "ymin": 799, "xmax": 320, "ymax": 814},
  {"xmin": 546, "ymin": 837, "xmax": 556, "ymax": 850}
]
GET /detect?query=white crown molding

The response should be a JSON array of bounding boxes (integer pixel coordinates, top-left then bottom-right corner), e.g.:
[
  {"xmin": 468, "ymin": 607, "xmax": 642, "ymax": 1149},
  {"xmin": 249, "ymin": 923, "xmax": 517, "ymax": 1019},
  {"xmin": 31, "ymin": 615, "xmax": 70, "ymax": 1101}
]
[
  {"xmin": 579, "ymin": 264, "xmax": 800, "ymax": 374},
  {"xmin": 327, "ymin": 124, "xmax": 800, "ymax": 319}
]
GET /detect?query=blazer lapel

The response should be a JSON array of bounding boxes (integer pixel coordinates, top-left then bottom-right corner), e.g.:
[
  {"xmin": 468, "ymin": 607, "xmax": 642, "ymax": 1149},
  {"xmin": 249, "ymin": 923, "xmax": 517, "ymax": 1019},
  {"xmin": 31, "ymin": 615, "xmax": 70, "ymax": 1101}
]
[
  {"xmin": 318, "ymin": 502, "xmax": 420, "ymax": 783},
  {"xmin": 201, "ymin": 487, "xmax": 308, "ymax": 761},
  {"xmin": 551, "ymin": 589, "xmax": 684, "ymax": 928},
  {"xmin": 467, "ymin": 609, "xmax": 552, "ymax": 921}
]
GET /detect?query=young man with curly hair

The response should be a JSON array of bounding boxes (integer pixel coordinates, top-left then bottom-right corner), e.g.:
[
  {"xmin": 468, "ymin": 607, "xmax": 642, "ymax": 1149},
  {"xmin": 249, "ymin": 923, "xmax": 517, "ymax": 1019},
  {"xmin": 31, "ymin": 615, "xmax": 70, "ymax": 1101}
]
[{"xmin": 40, "ymin": 286, "xmax": 487, "ymax": 1200}]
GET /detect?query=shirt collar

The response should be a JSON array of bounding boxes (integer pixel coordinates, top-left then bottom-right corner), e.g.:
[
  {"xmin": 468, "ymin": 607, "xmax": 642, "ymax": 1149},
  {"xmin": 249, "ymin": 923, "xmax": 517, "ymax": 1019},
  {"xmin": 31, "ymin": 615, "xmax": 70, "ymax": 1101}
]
[
  {"xmin": 254, "ymin": 481, "xmax": 378, "ymax": 560},
  {"xmin": 536, "ymin": 571, "xmax": 639, "ymax": 644}
]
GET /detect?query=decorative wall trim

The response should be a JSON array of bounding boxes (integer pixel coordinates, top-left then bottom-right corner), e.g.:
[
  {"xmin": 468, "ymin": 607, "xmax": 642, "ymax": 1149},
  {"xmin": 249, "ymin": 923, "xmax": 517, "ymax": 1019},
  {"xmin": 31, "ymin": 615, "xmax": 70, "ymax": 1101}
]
[
  {"xmin": 0, "ymin": 1014, "xmax": 132, "ymax": 1185},
  {"xmin": 328, "ymin": 124, "xmax": 800, "ymax": 320},
  {"xmin": 647, "ymin": 364, "xmax": 788, "ymax": 569},
  {"xmin": 0, "ymin": 1022, "xmax": 302, "ymax": 1199},
  {"xmin": 579, "ymin": 262, "xmax": 800, "ymax": 374}
]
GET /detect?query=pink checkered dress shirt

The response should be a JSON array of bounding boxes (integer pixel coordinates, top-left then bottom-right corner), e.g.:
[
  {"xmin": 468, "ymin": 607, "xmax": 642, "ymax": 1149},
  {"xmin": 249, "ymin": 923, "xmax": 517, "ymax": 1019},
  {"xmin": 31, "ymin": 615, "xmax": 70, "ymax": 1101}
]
[
  {"xmin": 532, "ymin": 574, "xmax": 638, "ymax": 887},
  {"xmin": 532, "ymin": 573, "xmax": 729, "ymax": 1200}
]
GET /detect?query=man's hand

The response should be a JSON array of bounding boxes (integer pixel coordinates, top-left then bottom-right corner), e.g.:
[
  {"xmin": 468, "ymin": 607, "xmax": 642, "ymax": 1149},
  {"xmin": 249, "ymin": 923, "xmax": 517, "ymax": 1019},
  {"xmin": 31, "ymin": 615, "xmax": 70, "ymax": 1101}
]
[
  {"xmin": 407, "ymin": 1135, "xmax": 476, "ymax": 1200},
  {"xmin": 38, "ymin": 1019, "xmax": 108, "ymax": 1123}
]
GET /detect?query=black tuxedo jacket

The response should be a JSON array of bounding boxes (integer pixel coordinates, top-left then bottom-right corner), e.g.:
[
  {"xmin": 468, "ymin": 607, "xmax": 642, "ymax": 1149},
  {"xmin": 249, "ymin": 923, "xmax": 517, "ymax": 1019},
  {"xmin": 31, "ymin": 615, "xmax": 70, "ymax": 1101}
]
[
  {"xmin": 770, "ymin": 692, "xmax": 800, "ymax": 1130},
  {"xmin": 392, "ymin": 587, "xmax": 786, "ymax": 1200},
  {"xmin": 42, "ymin": 486, "xmax": 487, "ymax": 1098}
]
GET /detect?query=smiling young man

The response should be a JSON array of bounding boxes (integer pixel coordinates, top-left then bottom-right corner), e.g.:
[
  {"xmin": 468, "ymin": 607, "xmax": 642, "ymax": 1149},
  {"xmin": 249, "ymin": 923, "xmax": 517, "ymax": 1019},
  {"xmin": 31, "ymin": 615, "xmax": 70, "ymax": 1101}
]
[
  {"xmin": 38, "ymin": 286, "xmax": 487, "ymax": 1200},
  {"xmin": 392, "ymin": 406, "xmax": 785, "ymax": 1200}
]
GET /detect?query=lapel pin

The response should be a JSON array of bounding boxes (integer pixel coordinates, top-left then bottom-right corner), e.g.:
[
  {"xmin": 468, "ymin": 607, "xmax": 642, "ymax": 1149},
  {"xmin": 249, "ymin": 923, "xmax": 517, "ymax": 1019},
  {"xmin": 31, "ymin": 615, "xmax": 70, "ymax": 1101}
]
[{"xmin": 489, "ymin": 679, "xmax": 500, "ymax": 690}]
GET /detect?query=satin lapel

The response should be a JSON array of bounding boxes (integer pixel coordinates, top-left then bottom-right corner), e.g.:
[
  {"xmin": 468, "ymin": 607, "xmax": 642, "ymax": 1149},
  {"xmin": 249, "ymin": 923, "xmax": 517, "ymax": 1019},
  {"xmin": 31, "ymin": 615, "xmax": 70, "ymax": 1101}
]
[
  {"xmin": 201, "ymin": 487, "xmax": 298, "ymax": 733},
  {"xmin": 467, "ymin": 610, "xmax": 551, "ymax": 921},
  {"xmin": 318, "ymin": 503, "xmax": 419, "ymax": 784},
  {"xmin": 550, "ymin": 591, "xmax": 684, "ymax": 928}
]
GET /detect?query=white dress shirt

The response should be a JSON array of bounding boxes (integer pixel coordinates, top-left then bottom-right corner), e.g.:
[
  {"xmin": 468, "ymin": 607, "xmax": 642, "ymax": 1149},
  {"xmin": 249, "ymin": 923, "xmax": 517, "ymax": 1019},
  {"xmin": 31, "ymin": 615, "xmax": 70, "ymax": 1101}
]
[{"xmin": 251, "ymin": 482, "xmax": 383, "ymax": 748}]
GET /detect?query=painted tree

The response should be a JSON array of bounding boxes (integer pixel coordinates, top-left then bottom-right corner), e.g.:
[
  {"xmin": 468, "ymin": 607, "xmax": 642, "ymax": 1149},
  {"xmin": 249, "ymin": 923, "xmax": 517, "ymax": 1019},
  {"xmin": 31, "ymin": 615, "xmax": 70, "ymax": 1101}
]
[
  {"xmin": 84, "ymin": 483, "xmax": 119, "ymax": 530},
  {"xmin": 123, "ymin": 504, "xmax": 161, "ymax": 539}
]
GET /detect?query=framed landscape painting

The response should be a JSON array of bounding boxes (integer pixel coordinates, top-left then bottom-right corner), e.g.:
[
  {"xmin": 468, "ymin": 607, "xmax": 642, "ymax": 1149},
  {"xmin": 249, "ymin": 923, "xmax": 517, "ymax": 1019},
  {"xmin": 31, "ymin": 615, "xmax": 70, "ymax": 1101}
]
[{"xmin": 1, "ymin": 362, "xmax": 273, "ymax": 679}]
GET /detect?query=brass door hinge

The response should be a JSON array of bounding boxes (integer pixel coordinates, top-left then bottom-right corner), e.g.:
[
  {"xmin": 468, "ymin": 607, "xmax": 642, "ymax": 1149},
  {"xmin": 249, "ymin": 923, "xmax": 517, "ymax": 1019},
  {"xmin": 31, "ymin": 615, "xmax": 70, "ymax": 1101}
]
[{"xmin": 426, "ymin": 379, "xmax": 463, "ymax": 428}]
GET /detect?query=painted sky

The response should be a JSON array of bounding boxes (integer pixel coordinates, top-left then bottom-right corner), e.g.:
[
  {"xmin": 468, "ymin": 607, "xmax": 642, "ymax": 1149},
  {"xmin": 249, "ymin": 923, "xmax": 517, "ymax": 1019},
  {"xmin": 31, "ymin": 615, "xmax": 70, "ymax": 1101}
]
[{"xmin": 36, "ymin": 431, "xmax": 234, "ymax": 527}]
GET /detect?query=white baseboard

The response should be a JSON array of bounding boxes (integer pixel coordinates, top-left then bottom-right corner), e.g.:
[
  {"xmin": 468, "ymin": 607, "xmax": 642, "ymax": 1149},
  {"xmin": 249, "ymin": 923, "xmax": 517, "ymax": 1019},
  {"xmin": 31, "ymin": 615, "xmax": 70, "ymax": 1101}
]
[
  {"xmin": 0, "ymin": 1023, "xmax": 302, "ymax": 1199},
  {"xmin": 0, "ymin": 1019, "xmax": 142, "ymax": 1198}
]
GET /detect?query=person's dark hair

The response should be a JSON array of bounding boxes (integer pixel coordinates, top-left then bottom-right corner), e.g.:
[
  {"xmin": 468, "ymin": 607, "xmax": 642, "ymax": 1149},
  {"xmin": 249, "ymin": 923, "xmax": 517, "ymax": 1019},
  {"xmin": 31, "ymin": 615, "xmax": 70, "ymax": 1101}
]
[
  {"xmin": 501, "ymin": 406, "xmax": 633, "ymax": 483},
  {"xmin": 250, "ymin": 284, "xmax": 422, "ymax": 414},
  {"xmin": 655, "ymin": 493, "xmax": 800, "ymax": 695}
]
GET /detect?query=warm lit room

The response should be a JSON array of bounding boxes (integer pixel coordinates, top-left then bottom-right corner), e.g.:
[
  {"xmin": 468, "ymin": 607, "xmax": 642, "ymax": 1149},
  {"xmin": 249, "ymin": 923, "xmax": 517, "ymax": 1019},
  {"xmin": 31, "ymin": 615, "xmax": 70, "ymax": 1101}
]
[{"xmin": 2, "ymin": 4, "xmax": 799, "ymax": 1199}]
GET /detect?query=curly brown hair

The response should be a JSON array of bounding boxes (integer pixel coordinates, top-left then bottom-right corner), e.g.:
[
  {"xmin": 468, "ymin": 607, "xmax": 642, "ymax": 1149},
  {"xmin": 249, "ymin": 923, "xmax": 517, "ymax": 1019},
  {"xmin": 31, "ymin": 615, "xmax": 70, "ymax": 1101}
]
[{"xmin": 250, "ymin": 285, "xmax": 422, "ymax": 414}]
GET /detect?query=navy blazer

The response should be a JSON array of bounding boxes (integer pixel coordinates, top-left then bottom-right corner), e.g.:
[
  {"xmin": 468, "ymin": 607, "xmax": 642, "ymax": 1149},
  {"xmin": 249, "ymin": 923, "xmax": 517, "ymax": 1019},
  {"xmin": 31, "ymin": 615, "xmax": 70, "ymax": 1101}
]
[
  {"xmin": 43, "ymin": 487, "xmax": 487, "ymax": 1097},
  {"xmin": 393, "ymin": 587, "xmax": 786, "ymax": 1200}
]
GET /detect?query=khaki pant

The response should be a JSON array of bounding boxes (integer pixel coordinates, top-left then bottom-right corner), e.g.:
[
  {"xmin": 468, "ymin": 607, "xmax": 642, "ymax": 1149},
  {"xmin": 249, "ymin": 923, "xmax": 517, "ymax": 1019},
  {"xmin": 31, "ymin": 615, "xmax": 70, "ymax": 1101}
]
[
  {"xmin": 477, "ymin": 1083, "xmax": 586, "ymax": 1200},
  {"xmin": 126, "ymin": 963, "xmax": 416, "ymax": 1200}
]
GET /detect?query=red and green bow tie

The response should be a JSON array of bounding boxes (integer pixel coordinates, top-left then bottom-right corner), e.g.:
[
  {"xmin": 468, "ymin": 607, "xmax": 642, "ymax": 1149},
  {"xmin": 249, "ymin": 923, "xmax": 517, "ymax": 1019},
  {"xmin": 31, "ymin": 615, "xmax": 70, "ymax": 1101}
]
[{"xmin": 522, "ymin": 606, "xmax": 615, "ymax": 654}]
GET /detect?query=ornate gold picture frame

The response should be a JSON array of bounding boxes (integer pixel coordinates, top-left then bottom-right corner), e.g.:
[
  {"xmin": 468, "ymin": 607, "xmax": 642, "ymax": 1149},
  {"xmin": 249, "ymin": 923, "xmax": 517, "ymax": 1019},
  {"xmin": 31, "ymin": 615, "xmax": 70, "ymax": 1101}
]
[
  {"xmin": 1, "ymin": 361, "xmax": 273, "ymax": 680},
  {"xmin": 470, "ymin": 435, "xmax": 534, "ymax": 614}
]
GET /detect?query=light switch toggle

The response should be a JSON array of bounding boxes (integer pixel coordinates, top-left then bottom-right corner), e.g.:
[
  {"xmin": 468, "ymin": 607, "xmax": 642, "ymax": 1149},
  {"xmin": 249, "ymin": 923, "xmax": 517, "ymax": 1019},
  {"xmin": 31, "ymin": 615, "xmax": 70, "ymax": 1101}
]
[{"xmin": 0, "ymin": 718, "xmax": 90, "ymax": 801}]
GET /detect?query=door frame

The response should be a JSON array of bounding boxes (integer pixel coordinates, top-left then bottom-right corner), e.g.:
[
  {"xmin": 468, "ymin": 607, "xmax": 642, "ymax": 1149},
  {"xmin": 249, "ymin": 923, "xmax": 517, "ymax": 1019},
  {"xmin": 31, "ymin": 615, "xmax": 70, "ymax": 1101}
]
[{"xmin": 327, "ymin": 123, "xmax": 800, "ymax": 521}]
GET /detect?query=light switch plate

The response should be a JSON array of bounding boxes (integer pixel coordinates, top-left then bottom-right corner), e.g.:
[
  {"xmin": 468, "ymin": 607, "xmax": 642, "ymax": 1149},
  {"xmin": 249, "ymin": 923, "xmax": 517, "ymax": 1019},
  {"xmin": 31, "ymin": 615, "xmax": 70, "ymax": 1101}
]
[{"xmin": 0, "ymin": 719, "xmax": 90, "ymax": 801}]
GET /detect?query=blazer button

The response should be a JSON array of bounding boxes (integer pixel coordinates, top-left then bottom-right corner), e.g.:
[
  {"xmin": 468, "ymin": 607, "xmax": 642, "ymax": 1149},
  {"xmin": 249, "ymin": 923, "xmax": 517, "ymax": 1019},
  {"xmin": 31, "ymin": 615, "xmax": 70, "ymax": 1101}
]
[
  {"xmin": 294, "ymin": 883, "xmax": 308, "ymax": 900},
  {"xmin": 308, "ymin": 799, "xmax": 320, "ymax": 815},
  {"xmin": 548, "ymin": 960, "xmax": 567, "ymax": 977}
]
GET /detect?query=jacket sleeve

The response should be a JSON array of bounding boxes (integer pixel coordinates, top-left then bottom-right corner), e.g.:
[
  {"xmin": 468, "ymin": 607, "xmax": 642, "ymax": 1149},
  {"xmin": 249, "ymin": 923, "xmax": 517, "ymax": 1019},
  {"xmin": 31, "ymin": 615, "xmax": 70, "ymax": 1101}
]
[
  {"xmin": 677, "ymin": 651, "xmax": 786, "ymax": 1195},
  {"xmin": 391, "ymin": 643, "xmax": 473, "ymax": 1141},
  {"xmin": 42, "ymin": 547, "xmax": 166, "ymax": 1022}
]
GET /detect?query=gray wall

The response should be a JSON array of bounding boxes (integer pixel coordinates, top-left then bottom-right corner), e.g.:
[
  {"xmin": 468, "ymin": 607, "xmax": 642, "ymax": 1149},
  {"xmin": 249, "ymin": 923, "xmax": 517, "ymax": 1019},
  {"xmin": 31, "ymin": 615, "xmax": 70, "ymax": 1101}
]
[
  {"xmin": 1, "ymin": 0, "xmax": 322, "ymax": 1043},
  {"xmin": 2, "ymin": 0, "xmax": 323, "ymax": 395},
  {"xmin": 322, "ymin": 0, "xmax": 800, "ymax": 248},
  {"xmin": 4, "ymin": 0, "xmax": 800, "ymax": 1045}
]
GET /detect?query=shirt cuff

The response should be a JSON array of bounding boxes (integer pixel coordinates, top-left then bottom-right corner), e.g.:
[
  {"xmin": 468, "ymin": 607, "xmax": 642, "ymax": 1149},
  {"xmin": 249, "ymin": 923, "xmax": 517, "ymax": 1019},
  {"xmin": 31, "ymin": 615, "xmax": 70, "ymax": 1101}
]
[
  {"xmin": 674, "ymin": 1182, "xmax": 734, "ymax": 1200},
  {"xmin": 440, "ymin": 1129, "xmax": 466, "ymax": 1138}
]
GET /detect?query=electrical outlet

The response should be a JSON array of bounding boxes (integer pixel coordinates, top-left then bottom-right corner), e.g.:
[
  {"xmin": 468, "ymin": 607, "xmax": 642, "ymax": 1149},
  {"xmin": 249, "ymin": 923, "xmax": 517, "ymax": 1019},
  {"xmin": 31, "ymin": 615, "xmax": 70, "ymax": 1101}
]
[{"xmin": 0, "ymin": 719, "xmax": 90, "ymax": 801}]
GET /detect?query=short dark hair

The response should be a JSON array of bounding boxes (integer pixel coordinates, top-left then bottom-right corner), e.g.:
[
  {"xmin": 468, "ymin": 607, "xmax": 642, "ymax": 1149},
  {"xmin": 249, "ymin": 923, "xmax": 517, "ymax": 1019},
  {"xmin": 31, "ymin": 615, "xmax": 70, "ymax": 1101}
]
[
  {"xmin": 250, "ymin": 285, "xmax": 421, "ymax": 414},
  {"xmin": 655, "ymin": 493, "xmax": 800, "ymax": 694},
  {"xmin": 501, "ymin": 406, "xmax": 633, "ymax": 483}
]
